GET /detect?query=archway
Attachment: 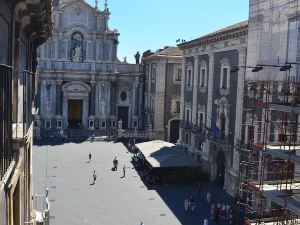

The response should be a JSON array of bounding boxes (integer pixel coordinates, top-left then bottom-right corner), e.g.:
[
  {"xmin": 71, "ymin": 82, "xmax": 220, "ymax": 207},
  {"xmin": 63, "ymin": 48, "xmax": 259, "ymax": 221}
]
[{"xmin": 216, "ymin": 151, "xmax": 225, "ymax": 187}]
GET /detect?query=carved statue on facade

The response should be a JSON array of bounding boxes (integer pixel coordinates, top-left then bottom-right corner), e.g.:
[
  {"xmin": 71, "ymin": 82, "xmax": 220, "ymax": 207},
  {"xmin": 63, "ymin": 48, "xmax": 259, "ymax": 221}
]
[
  {"xmin": 100, "ymin": 97, "xmax": 106, "ymax": 115},
  {"xmin": 134, "ymin": 51, "xmax": 140, "ymax": 64},
  {"xmin": 73, "ymin": 45, "xmax": 82, "ymax": 62},
  {"xmin": 118, "ymin": 119, "xmax": 123, "ymax": 130}
]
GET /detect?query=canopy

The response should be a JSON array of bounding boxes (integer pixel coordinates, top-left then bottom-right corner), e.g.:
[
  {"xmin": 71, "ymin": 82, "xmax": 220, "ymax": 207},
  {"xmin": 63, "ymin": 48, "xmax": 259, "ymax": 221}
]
[{"xmin": 135, "ymin": 140, "xmax": 201, "ymax": 168}]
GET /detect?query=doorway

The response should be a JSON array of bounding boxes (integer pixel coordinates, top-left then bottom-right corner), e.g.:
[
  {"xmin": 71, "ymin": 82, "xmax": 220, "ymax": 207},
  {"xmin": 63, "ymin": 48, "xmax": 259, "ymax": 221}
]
[
  {"xmin": 68, "ymin": 99, "xmax": 83, "ymax": 128},
  {"xmin": 118, "ymin": 106, "xmax": 129, "ymax": 129},
  {"xmin": 169, "ymin": 119, "xmax": 180, "ymax": 143},
  {"xmin": 216, "ymin": 151, "xmax": 225, "ymax": 187}
]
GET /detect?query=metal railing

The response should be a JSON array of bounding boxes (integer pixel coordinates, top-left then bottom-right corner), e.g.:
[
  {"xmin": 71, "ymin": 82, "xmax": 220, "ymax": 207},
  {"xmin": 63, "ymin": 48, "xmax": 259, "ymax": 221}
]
[
  {"xmin": 23, "ymin": 70, "xmax": 33, "ymax": 135},
  {"xmin": 0, "ymin": 64, "xmax": 13, "ymax": 180}
]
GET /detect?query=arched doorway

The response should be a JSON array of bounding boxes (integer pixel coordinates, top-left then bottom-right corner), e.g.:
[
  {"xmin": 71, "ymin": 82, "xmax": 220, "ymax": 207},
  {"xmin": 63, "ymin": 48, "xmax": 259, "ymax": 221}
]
[
  {"xmin": 169, "ymin": 119, "xmax": 180, "ymax": 143},
  {"xmin": 216, "ymin": 151, "xmax": 225, "ymax": 187}
]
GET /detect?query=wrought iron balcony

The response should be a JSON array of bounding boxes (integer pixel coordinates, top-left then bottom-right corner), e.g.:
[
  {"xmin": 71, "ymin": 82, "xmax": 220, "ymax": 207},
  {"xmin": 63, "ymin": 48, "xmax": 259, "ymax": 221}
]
[
  {"xmin": 0, "ymin": 64, "xmax": 13, "ymax": 180},
  {"xmin": 191, "ymin": 124, "xmax": 204, "ymax": 134}
]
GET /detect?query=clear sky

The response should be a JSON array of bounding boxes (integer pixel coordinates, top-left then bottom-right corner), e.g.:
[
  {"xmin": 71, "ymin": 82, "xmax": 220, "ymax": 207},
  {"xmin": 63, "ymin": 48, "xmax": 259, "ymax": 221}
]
[{"xmin": 86, "ymin": 0, "xmax": 249, "ymax": 63}]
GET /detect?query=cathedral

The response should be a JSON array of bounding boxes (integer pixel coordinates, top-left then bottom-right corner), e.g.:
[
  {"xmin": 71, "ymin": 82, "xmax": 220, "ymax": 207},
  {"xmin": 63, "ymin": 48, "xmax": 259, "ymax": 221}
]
[{"xmin": 35, "ymin": 0, "xmax": 143, "ymax": 135}]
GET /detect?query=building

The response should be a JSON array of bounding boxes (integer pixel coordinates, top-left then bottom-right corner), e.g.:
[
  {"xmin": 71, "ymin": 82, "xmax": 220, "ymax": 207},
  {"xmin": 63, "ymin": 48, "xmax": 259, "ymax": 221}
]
[
  {"xmin": 0, "ymin": 0, "xmax": 52, "ymax": 224},
  {"xmin": 35, "ymin": 0, "xmax": 143, "ymax": 137},
  {"xmin": 142, "ymin": 47, "xmax": 183, "ymax": 143},
  {"xmin": 238, "ymin": 0, "xmax": 300, "ymax": 223},
  {"xmin": 178, "ymin": 21, "xmax": 248, "ymax": 196}
]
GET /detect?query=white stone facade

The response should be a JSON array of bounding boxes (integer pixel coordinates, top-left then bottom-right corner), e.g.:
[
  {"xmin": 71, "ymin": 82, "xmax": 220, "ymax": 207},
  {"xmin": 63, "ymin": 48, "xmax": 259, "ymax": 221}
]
[{"xmin": 36, "ymin": 0, "xmax": 143, "ymax": 133}]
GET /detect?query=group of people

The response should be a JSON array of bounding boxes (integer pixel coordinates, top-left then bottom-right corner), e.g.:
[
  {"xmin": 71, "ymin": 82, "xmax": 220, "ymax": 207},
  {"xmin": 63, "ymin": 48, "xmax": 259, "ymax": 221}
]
[
  {"xmin": 210, "ymin": 202, "xmax": 234, "ymax": 224},
  {"xmin": 113, "ymin": 156, "xmax": 126, "ymax": 177},
  {"xmin": 183, "ymin": 186, "xmax": 234, "ymax": 225}
]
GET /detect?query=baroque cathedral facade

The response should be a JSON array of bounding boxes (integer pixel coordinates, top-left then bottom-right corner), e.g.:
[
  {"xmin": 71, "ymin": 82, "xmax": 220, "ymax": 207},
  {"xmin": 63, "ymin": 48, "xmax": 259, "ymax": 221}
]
[{"xmin": 35, "ymin": 0, "xmax": 143, "ymax": 134}]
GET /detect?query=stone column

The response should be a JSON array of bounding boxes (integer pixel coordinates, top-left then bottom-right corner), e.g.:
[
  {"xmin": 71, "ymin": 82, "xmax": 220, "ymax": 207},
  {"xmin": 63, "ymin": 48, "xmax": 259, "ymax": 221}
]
[
  {"xmin": 62, "ymin": 93, "xmax": 68, "ymax": 128},
  {"xmin": 135, "ymin": 83, "xmax": 139, "ymax": 116},
  {"xmin": 56, "ymin": 80, "xmax": 63, "ymax": 115},
  {"xmin": 232, "ymin": 47, "xmax": 247, "ymax": 174},
  {"xmin": 89, "ymin": 81, "xmax": 96, "ymax": 116},
  {"xmin": 204, "ymin": 52, "xmax": 215, "ymax": 160},
  {"xmin": 179, "ymin": 58, "xmax": 186, "ymax": 143},
  {"xmin": 191, "ymin": 56, "xmax": 199, "ymax": 154}
]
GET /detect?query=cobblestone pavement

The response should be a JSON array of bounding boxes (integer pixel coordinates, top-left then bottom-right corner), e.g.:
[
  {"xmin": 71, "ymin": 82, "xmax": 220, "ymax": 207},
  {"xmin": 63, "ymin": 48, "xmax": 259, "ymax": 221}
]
[{"xmin": 33, "ymin": 141, "xmax": 236, "ymax": 225}]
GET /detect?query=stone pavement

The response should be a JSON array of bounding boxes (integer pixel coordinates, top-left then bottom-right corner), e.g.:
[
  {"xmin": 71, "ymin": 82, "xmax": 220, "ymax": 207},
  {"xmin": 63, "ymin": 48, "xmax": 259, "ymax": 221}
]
[{"xmin": 33, "ymin": 141, "xmax": 236, "ymax": 225}]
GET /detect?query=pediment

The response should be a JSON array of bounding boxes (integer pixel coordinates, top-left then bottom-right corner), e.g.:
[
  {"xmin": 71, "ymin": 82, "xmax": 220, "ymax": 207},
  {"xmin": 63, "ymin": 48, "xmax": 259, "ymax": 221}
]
[{"xmin": 62, "ymin": 81, "xmax": 91, "ymax": 93}]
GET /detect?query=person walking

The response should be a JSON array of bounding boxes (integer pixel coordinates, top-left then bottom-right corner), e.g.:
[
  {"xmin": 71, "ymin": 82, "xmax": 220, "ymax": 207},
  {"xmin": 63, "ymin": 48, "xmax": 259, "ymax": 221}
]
[
  {"xmin": 92, "ymin": 170, "xmax": 97, "ymax": 184},
  {"xmin": 206, "ymin": 192, "xmax": 211, "ymax": 204},
  {"xmin": 184, "ymin": 198, "xmax": 189, "ymax": 212},
  {"xmin": 113, "ymin": 157, "xmax": 118, "ymax": 170},
  {"xmin": 88, "ymin": 152, "xmax": 92, "ymax": 162},
  {"xmin": 123, "ymin": 165, "xmax": 126, "ymax": 177},
  {"xmin": 203, "ymin": 218, "xmax": 208, "ymax": 225}
]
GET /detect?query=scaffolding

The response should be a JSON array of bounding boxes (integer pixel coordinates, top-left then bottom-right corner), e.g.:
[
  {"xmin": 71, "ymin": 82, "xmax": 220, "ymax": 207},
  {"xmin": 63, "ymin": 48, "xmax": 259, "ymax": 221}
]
[{"xmin": 238, "ymin": 78, "xmax": 300, "ymax": 225}]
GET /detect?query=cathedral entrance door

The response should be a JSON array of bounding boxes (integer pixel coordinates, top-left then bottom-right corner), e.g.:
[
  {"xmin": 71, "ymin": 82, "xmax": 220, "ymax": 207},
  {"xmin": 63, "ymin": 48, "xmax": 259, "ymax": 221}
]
[
  {"xmin": 68, "ymin": 99, "xmax": 83, "ymax": 128},
  {"xmin": 216, "ymin": 151, "xmax": 225, "ymax": 187},
  {"xmin": 118, "ymin": 106, "xmax": 128, "ymax": 129},
  {"xmin": 169, "ymin": 119, "xmax": 180, "ymax": 143}
]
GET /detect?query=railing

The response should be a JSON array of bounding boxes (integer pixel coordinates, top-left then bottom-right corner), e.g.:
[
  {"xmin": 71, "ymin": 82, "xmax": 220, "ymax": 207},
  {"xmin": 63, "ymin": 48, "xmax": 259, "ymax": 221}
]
[
  {"xmin": 0, "ymin": 64, "xmax": 13, "ymax": 180},
  {"xmin": 23, "ymin": 70, "xmax": 33, "ymax": 136}
]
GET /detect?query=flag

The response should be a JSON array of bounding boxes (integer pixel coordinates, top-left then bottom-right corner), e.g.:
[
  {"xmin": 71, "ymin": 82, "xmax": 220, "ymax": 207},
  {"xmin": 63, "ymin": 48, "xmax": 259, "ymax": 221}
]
[{"xmin": 212, "ymin": 123, "xmax": 221, "ymax": 138}]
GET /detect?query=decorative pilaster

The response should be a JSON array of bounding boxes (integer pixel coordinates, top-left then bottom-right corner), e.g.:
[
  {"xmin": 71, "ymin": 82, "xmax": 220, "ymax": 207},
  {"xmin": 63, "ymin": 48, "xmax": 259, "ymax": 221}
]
[
  {"xmin": 56, "ymin": 80, "xmax": 63, "ymax": 115},
  {"xmin": 179, "ymin": 58, "xmax": 186, "ymax": 143},
  {"xmin": 89, "ymin": 81, "xmax": 96, "ymax": 116},
  {"xmin": 204, "ymin": 52, "xmax": 215, "ymax": 159},
  {"xmin": 232, "ymin": 47, "xmax": 247, "ymax": 174},
  {"xmin": 191, "ymin": 56, "xmax": 199, "ymax": 153}
]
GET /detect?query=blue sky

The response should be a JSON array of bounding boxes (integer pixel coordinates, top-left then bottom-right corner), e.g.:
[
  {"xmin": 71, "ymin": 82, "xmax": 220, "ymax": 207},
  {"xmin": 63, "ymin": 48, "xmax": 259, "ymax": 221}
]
[{"xmin": 86, "ymin": 0, "xmax": 249, "ymax": 63}]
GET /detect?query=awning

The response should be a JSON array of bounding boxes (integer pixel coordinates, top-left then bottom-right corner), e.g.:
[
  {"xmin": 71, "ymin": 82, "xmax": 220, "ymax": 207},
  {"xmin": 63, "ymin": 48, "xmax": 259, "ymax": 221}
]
[{"xmin": 135, "ymin": 140, "xmax": 201, "ymax": 168}]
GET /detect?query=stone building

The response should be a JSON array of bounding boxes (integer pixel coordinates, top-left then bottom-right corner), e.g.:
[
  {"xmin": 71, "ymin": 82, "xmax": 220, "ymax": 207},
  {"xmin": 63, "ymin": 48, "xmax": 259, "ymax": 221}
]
[
  {"xmin": 178, "ymin": 21, "xmax": 248, "ymax": 196},
  {"xmin": 142, "ymin": 47, "xmax": 183, "ymax": 143},
  {"xmin": 0, "ymin": 0, "xmax": 52, "ymax": 224},
  {"xmin": 35, "ymin": 0, "xmax": 143, "ymax": 136}
]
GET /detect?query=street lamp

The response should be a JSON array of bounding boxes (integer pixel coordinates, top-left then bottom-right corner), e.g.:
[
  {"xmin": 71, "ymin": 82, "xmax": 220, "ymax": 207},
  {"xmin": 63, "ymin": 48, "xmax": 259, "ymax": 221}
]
[{"xmin": 230, "ymin": 65, "xmax": 263, "ymax": 73}]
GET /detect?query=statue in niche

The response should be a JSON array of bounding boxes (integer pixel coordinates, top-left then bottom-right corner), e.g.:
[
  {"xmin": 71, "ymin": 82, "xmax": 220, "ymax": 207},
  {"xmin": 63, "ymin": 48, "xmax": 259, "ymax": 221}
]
[
  {"xmin": 100, "ymin": 97, "xmax": 106, "ymax": 115},
  {"xmin": 118, "ymin": 119, "xmax": 123, "ymax": 130},
  {"xmin": 71, "ymin": 32, "xmax": 83, "ymax": 62}
]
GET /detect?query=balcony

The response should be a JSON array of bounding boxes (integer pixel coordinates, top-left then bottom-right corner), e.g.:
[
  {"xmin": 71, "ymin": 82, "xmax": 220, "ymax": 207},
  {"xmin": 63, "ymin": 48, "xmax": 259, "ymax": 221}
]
[
  {"xmin": 0, "ymin": 64, "xmax": 13, "ymax": 180},
  {"xmin": 0, "ymin": 65, "xmax": 34, "ymax": 180}
]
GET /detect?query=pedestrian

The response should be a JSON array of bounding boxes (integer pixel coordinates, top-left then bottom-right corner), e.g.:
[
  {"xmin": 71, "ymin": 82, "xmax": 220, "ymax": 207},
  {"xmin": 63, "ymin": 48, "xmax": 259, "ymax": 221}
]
[
  {"xmin": 123, "ymin": 165, "xmax": 126, "ymax": 177},
  {"xmin": 196, "ymin": 183, "xmax": 202, "ymax": 201},
  {"xmin": 91, "ymin": 133, "xmax": 95, "ymax": 142},
  {"xmin": 92, "ymin": 170, "xmax": 97, "ymax": 184},
  {"xmin": 88, "ymin": 152, "xmax": 92, "ymax": 162},
  {"xmin": 226, "ymin": 203, "xmax": 231, "ymax": 220},
  {"xmin": 210, "ymin": 204, "xmax": 215, "ymax": 220},
  {"xmin": 140, "ymin": 222, "xmax": 144, "ymax": 225},
  {"xmin": 206, "ymin": 192, "xmax": 211, "ymax": 204},
  {"xmin": 221, "ymin": 203, "xmax": 226, "ymax": 219},
  {"xmin": 203, "ymin": 218, "xmax": 208, "ymax": 225},
  {"xmin": 184, "ymin": 198, "xmax": 189, "ymax": 212},
  {"xmin": 113, "ymin": 157, "xmax": 118, "ymax": 170}
]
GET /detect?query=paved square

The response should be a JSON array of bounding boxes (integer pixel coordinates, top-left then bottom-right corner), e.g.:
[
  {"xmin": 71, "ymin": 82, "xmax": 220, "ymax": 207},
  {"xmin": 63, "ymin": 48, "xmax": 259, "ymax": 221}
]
[{"xmin": 33, "ymin": 141, "xmax": 235, "ymax": 225}]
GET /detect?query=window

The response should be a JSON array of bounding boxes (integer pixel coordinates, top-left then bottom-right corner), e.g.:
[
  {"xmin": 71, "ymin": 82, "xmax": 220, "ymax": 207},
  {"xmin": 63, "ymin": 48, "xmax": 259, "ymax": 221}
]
[
  {"xmin": 101, "ymin": 121, "xmax": 106, "ymax": 128},
  {"xmin": 221, "ymin": 68, "xmax": 228, "ymax": 89},
  {"xmin": 34, "ymin": 121, "xmax": 38, "ymax": 128},
  {"xmin": 186, "ymin": 109, "xmax": 190, "ymax": 122},
  {"xmin": 133, "ymin": 121, "xmax": 138, "ymax": 128},
  {"xmin": 196, "ymin": 138, "xmax": 203, "ymax": 150},
  {"xmin": 248, "ymin": 126, "xmax": 255, "ymax": 143},
  {"xmin": 187, "ymin": 70, "xmax": 192, "ymax": 86},
  {"xmin": 112, "ymin": 121, "xmax": 116, "ymax": 128},
  {"xmin": 175, "ymin": 101, "xmax": 180, "ymax": 113},
  {"xmin": 151, "ymin": 64, "xmax": 156, "ymax": 81},
  {"xmin": 45, "ymin": 120, "xmax": 51, "ymax": 129},
  {"xmin": 185, "ymin": 133, "xmax": 189, "ymax": 145},
  {"xmin": 175, "ymin": 68, "xmax": 182, "ymax": 82},
  {"xmin": 56, "ymin": 120, "xmax": 62, "ymax": 128},
  {"xmin": 198, "ymin": 113, "xmax": 204, "ymax": 127},
  {"xmin": 200, "ymin": 68, "xmax": 206, "ymax": 87}
]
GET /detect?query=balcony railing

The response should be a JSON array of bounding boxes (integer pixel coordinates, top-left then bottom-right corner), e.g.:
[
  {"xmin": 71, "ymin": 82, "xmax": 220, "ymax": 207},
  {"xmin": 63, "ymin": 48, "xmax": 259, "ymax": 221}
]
[{"xmin": 0, "ymin": 64, "xmax": 13, "ymax": 180}]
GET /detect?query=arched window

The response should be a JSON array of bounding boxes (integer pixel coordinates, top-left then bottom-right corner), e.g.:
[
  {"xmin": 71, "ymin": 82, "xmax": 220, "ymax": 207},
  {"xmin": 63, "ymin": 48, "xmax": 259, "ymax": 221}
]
[{"xmin": 71, "ymin": 32, "xmax": 83, "ymax": 62}]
